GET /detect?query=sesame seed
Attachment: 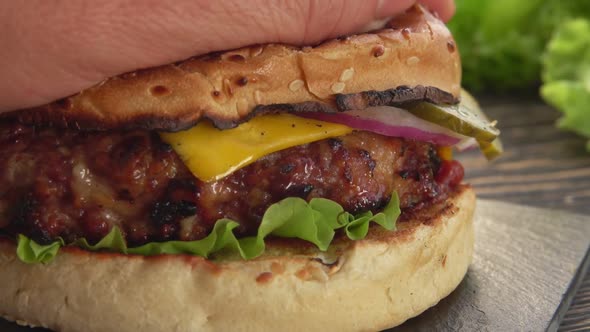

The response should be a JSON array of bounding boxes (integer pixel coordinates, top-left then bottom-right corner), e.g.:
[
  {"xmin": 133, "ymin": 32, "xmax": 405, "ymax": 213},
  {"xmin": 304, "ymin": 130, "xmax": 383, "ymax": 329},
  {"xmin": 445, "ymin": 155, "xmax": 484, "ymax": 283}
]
[
  {"xmin": 331, "ymin": 82, "xmax": 345, "ymax": 93},
  {"xmin": 406, "ymin": 56, "xmax": 420, "ymax": 65},
  {"xmin": 372, "ymin": 45, "xmax": 385, "ymax": 57},
  {"xmin": 223, "ymin": 78, "xmax": 234, "ymax": 96},
  {"xmin": 289, "ymin": 79, "xmax": 305, "ymax": 92},
  {"xmin": 250, "ymin": 45, "xmax": 264, "ymax": 57},
  {"xmin": 149, "ymin": 85, "xmax": 170, "ymax": 97},
  {"xmin": 228, "ymin": 54, "xmax": 245, "ymax": 62},
  {"xmin": 401, "ymin": 28, "xmax": 411, "ymax": 40},
  {"xmin": 236, "ymin": 76, "xmax": 248, "ymax": 86},
  {"xmin": 236, "ymin": 98, "xmax": 249, "ymax": 115},
  {"xmin": 447, "ymin": 40, "xmax": 456, "ymax": 53},
  {"xmin": 339, "ymin": 68, "xmax": 355, "ymax": 82},
  {"xmin": 254, "ymin": 90, "xmax": 263, "ymax": 104}
]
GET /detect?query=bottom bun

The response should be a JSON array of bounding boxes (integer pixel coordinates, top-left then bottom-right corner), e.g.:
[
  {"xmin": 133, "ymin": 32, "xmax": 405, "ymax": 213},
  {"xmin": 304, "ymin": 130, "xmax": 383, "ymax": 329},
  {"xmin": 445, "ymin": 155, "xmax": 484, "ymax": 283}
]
[{"xmin": 0, "ymin": 187, "xmax": 475, "ymax": 332}]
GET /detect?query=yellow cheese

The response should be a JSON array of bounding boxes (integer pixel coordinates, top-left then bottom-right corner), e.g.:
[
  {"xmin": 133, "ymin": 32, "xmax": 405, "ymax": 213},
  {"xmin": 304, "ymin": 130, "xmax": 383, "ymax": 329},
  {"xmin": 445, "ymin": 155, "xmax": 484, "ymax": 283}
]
[
  {"xmin": 437, "ymin": 146, "xmax": 453, "ymax": 161},
  {"xmin": 160, "ymin": 114, "xmax": 353, "ymax": 182}
]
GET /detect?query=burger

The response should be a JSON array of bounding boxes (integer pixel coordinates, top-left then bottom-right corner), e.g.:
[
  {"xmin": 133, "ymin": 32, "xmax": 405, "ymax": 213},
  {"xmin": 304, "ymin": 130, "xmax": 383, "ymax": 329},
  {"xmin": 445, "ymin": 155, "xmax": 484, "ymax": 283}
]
[{"xmin": 0, "ymin": 5, "xmax": 499, "ymax": 332}]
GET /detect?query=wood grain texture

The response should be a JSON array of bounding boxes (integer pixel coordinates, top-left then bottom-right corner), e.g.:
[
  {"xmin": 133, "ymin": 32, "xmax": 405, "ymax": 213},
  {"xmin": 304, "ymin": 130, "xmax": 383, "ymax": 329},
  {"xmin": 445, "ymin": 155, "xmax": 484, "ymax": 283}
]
[
  {"xmin": 456, "ymin": 96, "xmax": 590, "ymax": 332},
  {"xmin": 458, "ymin": 96, "xmax": 590, "ymax": 214},
  {"xmin": 392, "ymin": 200, "xmax": 590, "ymax": 332},
  {"xmin": 559, "ymin": 276, "xmax": 590, "ymax": 331}
]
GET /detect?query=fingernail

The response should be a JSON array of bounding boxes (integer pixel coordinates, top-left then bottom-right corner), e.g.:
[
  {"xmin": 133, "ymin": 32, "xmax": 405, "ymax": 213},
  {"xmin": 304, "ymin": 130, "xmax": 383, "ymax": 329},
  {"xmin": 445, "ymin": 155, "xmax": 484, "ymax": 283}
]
[
  {"xmin": 365, "ymin": 0, "xmax": 401, "ymax": 32},
  {"xmin": 360, "ymin": 17, "xmax": 391, "ymax": 33}
]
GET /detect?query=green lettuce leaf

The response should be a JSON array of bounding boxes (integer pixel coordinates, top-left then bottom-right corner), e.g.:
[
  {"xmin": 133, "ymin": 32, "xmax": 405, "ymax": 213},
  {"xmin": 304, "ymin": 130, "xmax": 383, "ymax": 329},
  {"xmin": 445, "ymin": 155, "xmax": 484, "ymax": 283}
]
[
  {"xmin": 541, "ymin": 19, "xmax": 590, "ymax": 150},
  {"xmin": 16, "ymin": 193, "xmax": 400, "ymax": 264},
  {"xmin": 16, "ymin": 234, "xmax": 64, "ymax": 264},
  {"xmin": 449, "ymin": 0, "xmax": 590, "ymax": 91}
]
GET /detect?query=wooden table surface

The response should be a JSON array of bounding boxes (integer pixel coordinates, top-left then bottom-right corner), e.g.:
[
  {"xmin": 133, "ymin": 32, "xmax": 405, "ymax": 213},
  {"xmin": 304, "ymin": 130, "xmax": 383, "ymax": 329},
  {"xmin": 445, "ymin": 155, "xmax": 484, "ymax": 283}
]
[{"xmin": 457, "ymin": 95, "xmax": 590, "ymax": 331}]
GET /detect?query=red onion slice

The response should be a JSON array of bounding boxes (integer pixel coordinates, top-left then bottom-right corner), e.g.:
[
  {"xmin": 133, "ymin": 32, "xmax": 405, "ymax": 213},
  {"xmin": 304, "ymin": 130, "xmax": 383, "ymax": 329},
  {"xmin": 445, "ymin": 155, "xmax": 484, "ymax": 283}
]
[
  {"xmin": 455, "ymin": 137, "xmax": 478, "ymax": 151},
  {"xmin": 298, "ymin": 106, "xmax": 476, "ymax": 148}
]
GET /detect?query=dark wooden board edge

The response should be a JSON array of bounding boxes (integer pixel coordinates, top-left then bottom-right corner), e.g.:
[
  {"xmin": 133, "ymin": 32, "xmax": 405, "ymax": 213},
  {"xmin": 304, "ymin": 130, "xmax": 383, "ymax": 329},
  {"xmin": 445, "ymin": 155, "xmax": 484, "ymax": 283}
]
[{"xmin": 554, "ymin": 249, "xmax": 590, "ymax": 332}]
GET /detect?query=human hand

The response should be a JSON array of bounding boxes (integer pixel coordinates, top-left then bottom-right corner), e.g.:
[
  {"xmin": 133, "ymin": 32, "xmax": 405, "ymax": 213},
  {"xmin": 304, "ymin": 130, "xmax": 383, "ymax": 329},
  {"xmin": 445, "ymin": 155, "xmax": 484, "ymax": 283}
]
[{"xmin": 0, "ymin": 0, "xmax": 455, "ymax": 112}]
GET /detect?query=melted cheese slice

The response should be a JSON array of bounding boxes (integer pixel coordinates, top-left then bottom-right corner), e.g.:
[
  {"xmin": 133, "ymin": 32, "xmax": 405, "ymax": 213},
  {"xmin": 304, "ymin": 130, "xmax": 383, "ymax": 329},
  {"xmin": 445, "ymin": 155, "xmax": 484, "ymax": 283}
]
[{"xmin": 160, "ymin": 114, "xmax": 352, "ymax": 182}]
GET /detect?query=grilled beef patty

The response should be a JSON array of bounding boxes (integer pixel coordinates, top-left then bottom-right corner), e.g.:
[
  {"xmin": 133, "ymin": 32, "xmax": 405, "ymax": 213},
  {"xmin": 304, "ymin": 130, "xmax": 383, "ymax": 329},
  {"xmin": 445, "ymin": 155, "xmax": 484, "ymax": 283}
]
[{"xmin": 0, "ymin": 121, "xmax": 463, "ymax": 246}]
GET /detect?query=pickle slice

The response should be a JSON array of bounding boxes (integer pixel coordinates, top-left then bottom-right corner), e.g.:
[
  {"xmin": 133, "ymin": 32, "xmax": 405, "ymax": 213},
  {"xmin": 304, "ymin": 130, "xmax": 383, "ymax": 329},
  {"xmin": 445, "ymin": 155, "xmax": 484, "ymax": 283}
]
[
  {"xmin": 405, "ymin": 90, "xmax": 500, "ymax": 143},
  {"xmin": 479, "ymin": 137, "xmax": 504, "ymax": 160},
  {"xmin": 461, "ymin": 90, "xmax": 503, "ymax": 160}
]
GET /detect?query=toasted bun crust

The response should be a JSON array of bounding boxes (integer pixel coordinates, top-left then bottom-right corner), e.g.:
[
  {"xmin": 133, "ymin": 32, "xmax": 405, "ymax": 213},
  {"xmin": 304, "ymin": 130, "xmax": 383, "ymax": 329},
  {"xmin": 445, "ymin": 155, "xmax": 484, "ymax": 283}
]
[
  {"xmin": 8, "ymin": 5, "xmax": 461, "ymax": 131},
  {"xmin": 0, "ymin": 187, "xmax": 474, "ymax": 332}
]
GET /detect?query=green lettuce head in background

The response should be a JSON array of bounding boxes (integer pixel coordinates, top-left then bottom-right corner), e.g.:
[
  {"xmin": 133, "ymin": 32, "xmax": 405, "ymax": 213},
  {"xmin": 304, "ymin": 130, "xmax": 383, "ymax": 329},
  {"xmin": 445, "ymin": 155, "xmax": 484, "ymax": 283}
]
[
  {"xmin": 541, "ymin": 19, "xmax": 590, "ymax": 151},
  {"xmin": 448, "ymin": 0, "xmax": 590, "ymax": 92}
]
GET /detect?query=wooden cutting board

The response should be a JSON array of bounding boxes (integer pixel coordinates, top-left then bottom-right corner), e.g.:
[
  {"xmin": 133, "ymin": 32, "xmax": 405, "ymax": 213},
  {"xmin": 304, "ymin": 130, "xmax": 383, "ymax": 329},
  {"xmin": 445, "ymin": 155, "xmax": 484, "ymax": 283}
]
[
  {"xmin": 393, "ymin": 199, "xmax": 590, "ymax": 332},
  {"xmin": 1, "ymin": 199, "xmax": 589, "ymax": 332}
]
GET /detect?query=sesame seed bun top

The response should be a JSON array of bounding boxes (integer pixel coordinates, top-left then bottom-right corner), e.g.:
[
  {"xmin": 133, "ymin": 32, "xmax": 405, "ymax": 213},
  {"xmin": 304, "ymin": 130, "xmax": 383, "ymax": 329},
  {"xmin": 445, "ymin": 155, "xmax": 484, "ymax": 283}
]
[{"xmin": 6, "ymin": 5, "xmax": 461, "ymax": 132}]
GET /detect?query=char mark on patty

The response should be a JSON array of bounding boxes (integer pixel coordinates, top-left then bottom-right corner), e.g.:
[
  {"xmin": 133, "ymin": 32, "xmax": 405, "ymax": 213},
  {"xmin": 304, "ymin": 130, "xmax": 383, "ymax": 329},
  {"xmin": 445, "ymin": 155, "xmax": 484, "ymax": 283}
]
[{"xmin": 0, "ymin": 121, "xmax": 461, "ymax": 246}]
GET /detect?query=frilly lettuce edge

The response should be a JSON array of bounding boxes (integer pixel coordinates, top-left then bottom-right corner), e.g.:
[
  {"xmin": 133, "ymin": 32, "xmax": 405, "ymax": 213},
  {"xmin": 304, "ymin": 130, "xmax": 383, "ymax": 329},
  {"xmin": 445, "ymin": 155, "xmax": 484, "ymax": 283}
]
[{"xmin": 16, "ymin": 193, "xmax": 400, "ymax": 264}]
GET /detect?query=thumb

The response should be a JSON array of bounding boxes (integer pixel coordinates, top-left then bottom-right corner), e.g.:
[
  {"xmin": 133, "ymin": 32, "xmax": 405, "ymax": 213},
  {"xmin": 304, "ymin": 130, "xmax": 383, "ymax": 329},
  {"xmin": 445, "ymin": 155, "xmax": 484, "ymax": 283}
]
[{"xmin": 0, "ymin": 0, "xmax": 454, "ymax": 112}]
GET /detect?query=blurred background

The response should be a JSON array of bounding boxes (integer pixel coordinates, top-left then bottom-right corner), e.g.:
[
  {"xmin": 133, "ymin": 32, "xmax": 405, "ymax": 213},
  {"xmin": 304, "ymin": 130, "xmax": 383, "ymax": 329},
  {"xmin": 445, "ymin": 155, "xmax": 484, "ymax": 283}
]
[
  {"xmin": 448, "ymin": 0, "xmax": 590, "ymax": 214},
  {"xmin": 449, "ymin": 0, "xmax": 590, "ymax": 149},
  {"xmin": 448, "ymin": 2, "xmax": 590, "ymax": 330}
]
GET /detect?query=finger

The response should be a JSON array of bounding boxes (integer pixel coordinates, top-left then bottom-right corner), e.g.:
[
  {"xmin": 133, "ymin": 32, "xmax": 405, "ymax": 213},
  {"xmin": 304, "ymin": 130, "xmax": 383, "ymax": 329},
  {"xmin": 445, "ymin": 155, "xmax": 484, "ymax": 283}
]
[
  {"xmin": 419, "ymin": 0, "xmax": 455, "ymax": 22},
  {"xmin": 0, "ymin": 0, "xmax": 451, "ymax": 112}
]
